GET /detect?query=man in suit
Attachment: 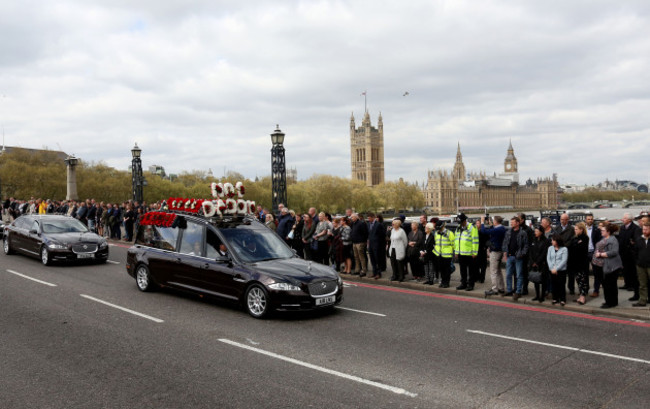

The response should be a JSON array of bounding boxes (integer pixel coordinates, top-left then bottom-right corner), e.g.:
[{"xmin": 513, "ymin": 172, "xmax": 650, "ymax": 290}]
[
  {"xmin": 585, "ymin": 214, "xmax": 603, "ymax": 297},
  {"xmin": 554, "ymin": 213, "xmax": 575, "ymax": 243},
  {"xmin": 618, "ymin": 213, "xmax": 641, "ymax": 301},
  {"xmin": 367, "ymin": 212, "xmax": 386, "ymax": 279}
]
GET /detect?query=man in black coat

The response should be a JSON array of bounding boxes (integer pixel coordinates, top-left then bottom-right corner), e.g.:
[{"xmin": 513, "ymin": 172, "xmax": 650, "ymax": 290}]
[
  {"xmin": 632, "ymin": 221, "xmax": 650, "ymax": 307},
  {"xmin": 585, "ymin": 214, "xmax": 603, "ymax": 297},
  {"xmin": 350, "ymin": 213, "xmax": 369, "ymax": 277},
  {"xmin": 367, "ymin": 213, "xmax": 386, "ymax": 279},
  {"xmin": 618, "ymin": 213, "xmax": 641, "ymax": 300}
]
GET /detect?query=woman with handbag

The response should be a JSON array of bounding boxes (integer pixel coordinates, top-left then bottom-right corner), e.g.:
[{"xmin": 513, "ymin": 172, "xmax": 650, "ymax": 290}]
[
  {"xmin": 528, "ymin": 225, "xmax": 550, "ymax": 302},
  {"xmin": 595, "ymin": 223, "xmax": 623, "ymax": 309}
]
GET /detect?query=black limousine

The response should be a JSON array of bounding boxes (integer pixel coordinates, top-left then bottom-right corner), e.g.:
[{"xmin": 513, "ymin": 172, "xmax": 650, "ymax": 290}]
[{"xmin": 3, "ymin": 215, "xmax": 109, "ymax": 265}]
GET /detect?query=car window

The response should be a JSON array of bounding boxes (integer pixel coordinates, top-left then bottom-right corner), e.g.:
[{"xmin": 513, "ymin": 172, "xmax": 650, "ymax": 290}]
[
  {"xmin": 135, "ymin": 225, "xmax": 156, "ymax": 247},
  {"xmin": 41, "ymin": 219, "xmax": 89, "ymax": 234},
  {"xmin": 206, "ymin": 228, "xmax": 225, "ymax": 259},
  {"xmin": 152, "ymin": 226, "xmax": 179, "ymax": 251},
  {"xmin": 179, "ymin": 222, "xmax": 204, "ymax": 256},
  {"xmin": 14, "ymin": 217, "xmax": 30, "ymax": 229},
  {"xmin": 219, "ymin": 225, "xmax": 294, "ymax": 263}
]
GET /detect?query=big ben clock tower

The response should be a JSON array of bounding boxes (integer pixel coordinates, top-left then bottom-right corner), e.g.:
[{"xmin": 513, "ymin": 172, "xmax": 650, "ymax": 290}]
[{"xmin": 504, "ymin": 139, "xmax": 518, "ymax": 173}]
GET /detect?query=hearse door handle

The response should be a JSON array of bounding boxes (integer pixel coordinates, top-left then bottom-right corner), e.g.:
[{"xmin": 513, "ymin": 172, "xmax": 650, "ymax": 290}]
[
  {"xmin": 233, "ymin": 274, "xmax": 245, "ymax": 282},
  {"xmin": 202, "ymin": 263, "xmax": 210, "ymax": 269},
  {"xmin": 175, "ymin": 257, "xmax": 182, "ymax": 263}
]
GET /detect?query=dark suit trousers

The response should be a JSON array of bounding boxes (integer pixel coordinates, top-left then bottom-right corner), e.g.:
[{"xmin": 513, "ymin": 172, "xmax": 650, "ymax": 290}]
[{"xmin": 459, "ymin": 255, "xmax": 477, "ymax": 286}]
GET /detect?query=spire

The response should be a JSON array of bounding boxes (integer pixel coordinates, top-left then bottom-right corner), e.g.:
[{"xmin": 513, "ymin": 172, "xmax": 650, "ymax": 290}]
[
  {"xmin": 456, "ymin": 142, "xmax": 462, "ymax": 161},
  {"xmin": 508, "ymin": 138, "xmax": 513, "ymax": 151},
  {"xmin": 350, "ymin": 111, "xmax": 355, "ymax": 122}
]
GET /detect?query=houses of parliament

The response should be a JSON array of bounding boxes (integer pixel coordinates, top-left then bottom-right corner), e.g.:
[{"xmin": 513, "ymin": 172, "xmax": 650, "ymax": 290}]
[{"xmin": 350, "ymin": 111, "xmax": 558, "ymax": 214}]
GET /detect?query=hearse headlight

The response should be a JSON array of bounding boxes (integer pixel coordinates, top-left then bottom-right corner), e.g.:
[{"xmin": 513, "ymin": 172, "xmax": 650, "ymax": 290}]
[
  {"xmin": 268, "ymin": 283, "xmax": 301, "ymax": 291},
  {"xmin": 338, "ymin": 275, "xmax": 343, "ymax": 285},
  {"xmin": 99, "ymin": 240, "xmax": 108, "ymax": 249},
  {"xmin": 48, "ymin": 242, "xmax": 67, "ymax": 250}
]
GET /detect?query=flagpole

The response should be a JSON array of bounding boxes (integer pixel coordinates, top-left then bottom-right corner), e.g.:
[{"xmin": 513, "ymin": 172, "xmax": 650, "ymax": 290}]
[{"xmin": 364, "ymin": 90, "xmax": 367, "ymax": 113}]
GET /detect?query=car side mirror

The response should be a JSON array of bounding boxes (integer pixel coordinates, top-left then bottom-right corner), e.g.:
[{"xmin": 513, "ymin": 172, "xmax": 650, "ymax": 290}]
[{"xmin": 29, "ymin": 229, "xmax": 39, "ymax": 235}]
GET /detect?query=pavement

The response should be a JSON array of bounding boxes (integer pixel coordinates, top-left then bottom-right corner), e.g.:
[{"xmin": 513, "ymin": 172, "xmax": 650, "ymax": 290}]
[{"xmin": 339, "ymin": 260, "xmax": 650, "ymax": 322}]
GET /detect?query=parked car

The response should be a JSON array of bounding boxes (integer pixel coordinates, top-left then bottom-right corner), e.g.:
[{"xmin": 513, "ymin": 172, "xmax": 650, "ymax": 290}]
[
  {"xmin": 3, "ymin": 215, "xmax": 109, "ymax": 265},
  {"xmin": 126, "ymin": 213, "xmax": 343, "ymax": 318}
]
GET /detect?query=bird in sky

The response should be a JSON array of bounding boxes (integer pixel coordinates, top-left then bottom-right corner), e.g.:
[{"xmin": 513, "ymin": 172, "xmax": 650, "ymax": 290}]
[{"xmin": 403, "ymin": 91, "xmax": 409, "ymax": 96}]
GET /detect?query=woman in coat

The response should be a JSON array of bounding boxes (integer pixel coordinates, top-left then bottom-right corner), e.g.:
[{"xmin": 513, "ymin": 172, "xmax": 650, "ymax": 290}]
[
  {"xmin": 568, "ymin": 222, "xmax": 590, "ymax": 305},
  {"xmin": 422, "ymin": 222, "xmax": 437, "ymax": 285},
  {"xmin": 407, "ymin": 221, "xmax": 425, "ymax": 281},
  {"xmin": 547, "ymin": 233, "xmax": 569, "ymax": 306},
  {"xmin": 389, "ymin": 219, "xmax": 408, "ymax": 282},
  {"xmin": 529, "ymin": 225, "xmax": 550, "ymax": 302},
  {"xmin": 595, "ymin": 223, "xmax": 623, "ymax": 309}
]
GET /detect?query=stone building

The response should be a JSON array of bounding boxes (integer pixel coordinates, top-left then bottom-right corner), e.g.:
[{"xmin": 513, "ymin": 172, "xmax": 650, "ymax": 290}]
[
  {"xmin": 350, "ymin": 111, "xmax": 384, "ymax": 187},
  {"xmin": 424, "ymin": 141, "xmax": 558, "ymax": 214}
]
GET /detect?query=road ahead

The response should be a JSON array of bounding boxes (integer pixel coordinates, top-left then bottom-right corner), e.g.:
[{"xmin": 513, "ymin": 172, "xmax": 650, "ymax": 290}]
[{"xmin": 1, "ymin": 243, "xmax": 649, "ymax": 409}]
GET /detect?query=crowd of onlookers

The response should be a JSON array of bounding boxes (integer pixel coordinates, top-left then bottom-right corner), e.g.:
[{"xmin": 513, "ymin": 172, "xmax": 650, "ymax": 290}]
[
  {"xmin": 3, "ymin": 197, "xmax": 649, "ymax": 310},
  {"xmin": 261, "ymin": 204, "xmax": 650, "ymax": 310}
]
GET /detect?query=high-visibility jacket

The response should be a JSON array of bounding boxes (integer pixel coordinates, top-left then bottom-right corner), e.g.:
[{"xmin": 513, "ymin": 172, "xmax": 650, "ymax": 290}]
[
  {"xmin": 454, "ymin": 223, "xmax": 479, "ymax": 256},
  {"xmin": 433, "ymin": 229, "xmax": 455, "ymax": 259}
]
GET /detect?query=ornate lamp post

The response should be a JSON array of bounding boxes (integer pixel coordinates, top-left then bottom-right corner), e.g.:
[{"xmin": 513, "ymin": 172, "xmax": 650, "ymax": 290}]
[
  {"xmin": 270, "ymin": 125, "xmax": 287, "ymax": 214},
  {"xmin": 64, "ymin": 155, "xmax": 79, "ymax": 201},
  {"xmin": 131, "ymin": 143, "xmax": 145, "ymax": 203}
]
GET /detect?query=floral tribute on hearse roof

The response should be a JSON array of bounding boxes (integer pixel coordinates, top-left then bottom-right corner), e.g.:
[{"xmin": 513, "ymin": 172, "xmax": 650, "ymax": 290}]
[{"xmin": 166, "ymin": 182, "xmax": 256, "ymax": 218}]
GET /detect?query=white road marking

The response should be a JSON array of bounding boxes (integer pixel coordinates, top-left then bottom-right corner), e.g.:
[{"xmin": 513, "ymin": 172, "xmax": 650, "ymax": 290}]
[
  {"xmin": 218, "ymin": 338, "xmax": 417, "ymax": 397},
  {"xmin": 335, "ymin": 306, "xmax": 386, "ymax": 317},
  {"xmin": 80, "ymin": 294, "xmax": 164, "ymax": 323},
  {"xmin": 6, "ymin": 269, "xmax": 57, "ymax": 287},
  {"xmin": 106, "ymin": 260, "xmax": 120, "ymax": 265},
  {"xmin": 467, "ymin": 330, "xmax": 650, "ymax": 365}
]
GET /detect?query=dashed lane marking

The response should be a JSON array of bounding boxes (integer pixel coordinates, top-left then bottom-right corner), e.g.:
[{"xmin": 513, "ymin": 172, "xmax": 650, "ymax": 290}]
[
  {"xmin": 79, "ymin": 294, "xmax": 164, "ymax": 323},
  {"xmin": 218, "ymin": 338, "xmax": 417, "ymax": 397},
  {"xmin": 106, "ymin": 260, "xmax": 120, "ymax": 265},
  {"xmin": 6, "ymin": 269, "xmax": 57, "ymax": 287},
  {"xmin": 335, "ymin": 306, "xmax": 386, "ymax": 317},
  {"xmin": 467, "ymin": 330, "xmax": 650, "ymax": 365}
]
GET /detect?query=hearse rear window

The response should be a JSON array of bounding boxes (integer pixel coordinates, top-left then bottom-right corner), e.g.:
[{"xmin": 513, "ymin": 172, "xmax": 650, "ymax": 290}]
[{"xmin": 136, "ymin": 225, "xmax": 179, "ymax": 251}]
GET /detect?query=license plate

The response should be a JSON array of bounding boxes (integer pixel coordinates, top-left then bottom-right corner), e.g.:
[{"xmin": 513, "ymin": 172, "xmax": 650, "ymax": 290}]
[
  {"xmin": 315, "ymin": 295, "xmax": 335, "ymax": 306},
  {"xmin": 77, "ymin": 253, "xmax": 94, "ymax": 259}
]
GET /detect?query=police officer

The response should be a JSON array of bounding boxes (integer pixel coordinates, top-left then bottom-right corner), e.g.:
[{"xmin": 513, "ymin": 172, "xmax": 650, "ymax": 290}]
[
  {"xmin": 434, "ymin": 221, "xmax": 455, "ymax": 288},
  {"xmin": 454, "ymin": 213, "xmax": 479, "ymax": 291}
]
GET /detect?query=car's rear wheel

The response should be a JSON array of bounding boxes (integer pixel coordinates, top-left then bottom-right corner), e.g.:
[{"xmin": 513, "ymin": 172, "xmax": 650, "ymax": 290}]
[
  {"xmin": 135, "ymin": 264, "xmax": 155, "ymax": 292},
  {"xmin": 3, "ymin": 236, "xmax": 13, "ymax": 255},
  {"xmin": 245, "ymin": 284, "xmax": 270, "ymax": 318},
  {"xmin": 41, "ymin": 246, "xmax": 51, "ymax": 266}
]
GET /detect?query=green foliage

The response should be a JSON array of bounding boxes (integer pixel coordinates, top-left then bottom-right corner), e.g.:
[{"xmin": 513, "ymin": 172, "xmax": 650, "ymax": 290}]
[
  {"xmin": 0, "ymin": 149, "xmax": 424, "ymax": 213},
  {"xmin": 563, "ymin": 189, "xmax": 650, "ymax": 203}
]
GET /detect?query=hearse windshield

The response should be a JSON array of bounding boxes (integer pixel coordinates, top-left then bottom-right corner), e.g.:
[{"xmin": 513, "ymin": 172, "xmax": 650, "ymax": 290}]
[{"xmin": 219, "ymin": 225, "xmax": 294, "ymax": 263}]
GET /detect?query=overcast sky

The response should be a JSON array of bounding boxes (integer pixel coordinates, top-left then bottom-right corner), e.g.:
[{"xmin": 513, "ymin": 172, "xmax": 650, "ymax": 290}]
[{"xmin": 1, "ymin": 0, "xmax": 649, "ymax": 186}]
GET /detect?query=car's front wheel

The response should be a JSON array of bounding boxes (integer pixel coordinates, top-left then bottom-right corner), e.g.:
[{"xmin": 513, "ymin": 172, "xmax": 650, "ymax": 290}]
[
  {"xmin": 41, "ymin": 246, "xmax": 50, "ymax": 266},
  {"xmin": 135, "ymin": 264, "xmax": 155, "ymax": 292},
  {"xmin": 245, "ymin": 284, "xmax": 270, "ymax": 318},
  {"xmin": 3, "ymin": 236, "xmax": 13, "ymax": 255}
]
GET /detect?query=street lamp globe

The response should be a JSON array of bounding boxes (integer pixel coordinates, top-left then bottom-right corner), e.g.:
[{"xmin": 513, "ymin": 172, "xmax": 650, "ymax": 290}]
[
  {"xmin": 270, "ymin": 125, "xmax": 285, "ymax": 145},
  {"xmin": 131, "ymin": 143, "xmax": 142, "ymax": 159}
]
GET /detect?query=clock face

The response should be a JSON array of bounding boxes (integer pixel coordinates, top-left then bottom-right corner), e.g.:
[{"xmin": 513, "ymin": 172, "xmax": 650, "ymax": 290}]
[{"xmin": 506, "ymin": 163, "xmax": 512, "ymax": 170}]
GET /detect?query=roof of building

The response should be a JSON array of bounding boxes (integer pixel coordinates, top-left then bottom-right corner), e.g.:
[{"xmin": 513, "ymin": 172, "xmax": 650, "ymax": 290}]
[{"xmin": 1, "ymin": 146, "xmax": 70, "ymax": 161}]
